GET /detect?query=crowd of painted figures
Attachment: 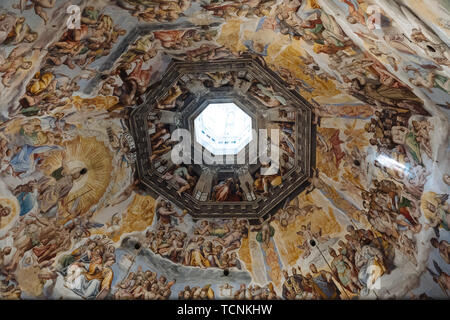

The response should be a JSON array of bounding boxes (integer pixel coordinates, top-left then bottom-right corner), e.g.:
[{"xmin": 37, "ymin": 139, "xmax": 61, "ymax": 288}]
[
  {"xmin": 114, "ymin": 266, "xmax": 175, "ymax": 300},
  {"xmin": 0, "ymin": 0, "xmax": 449, "ymax": 300},
  {"xmin": 148, "ymin": 204, "xmax": 247, "ymax": 270},
  {"xmin": 0, "ymin": 0, "xmax": 448, "ymax": 117},
  {"xmin": 283, "ymin": 223, "xmax": 401, "ymax": 299},
  {"xmin": 11, "ymin": 6, "xmax": 126, "ymax": 117},
  {"xmin": 178, "ymin": 281, "xmax": 278, "ymax": 300},
  {"xmin": 58, "ymin": 235, "xmax": 116, "ymax": 299}
]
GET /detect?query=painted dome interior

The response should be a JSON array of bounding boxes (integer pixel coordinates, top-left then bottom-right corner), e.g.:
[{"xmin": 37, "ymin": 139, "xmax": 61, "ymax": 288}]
[{"xmin": 0, "ymin": 0, "xmax": 449, "ymax": 301}]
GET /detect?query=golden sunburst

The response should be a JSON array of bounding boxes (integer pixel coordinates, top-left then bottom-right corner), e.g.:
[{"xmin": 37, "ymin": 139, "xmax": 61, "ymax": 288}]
[
  {"xmin": 0, "ymin": 197, "xmax": 19, "ymax": 230},
  {"xmin": 40, "ymin": 136, "xmax": 113, "ymax": 216}
]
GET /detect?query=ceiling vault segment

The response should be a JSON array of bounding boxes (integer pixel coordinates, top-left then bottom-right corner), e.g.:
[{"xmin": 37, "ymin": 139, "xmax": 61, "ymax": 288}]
[{"xmin": 129, "ymin": 56, "xmax": 316, "ymax": 221}]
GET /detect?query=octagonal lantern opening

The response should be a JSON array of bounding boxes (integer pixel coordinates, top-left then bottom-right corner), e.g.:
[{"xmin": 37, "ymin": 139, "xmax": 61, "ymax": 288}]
[{"xmin": 194, "ymin": 102, "xmax": 253, "ymax": 156}]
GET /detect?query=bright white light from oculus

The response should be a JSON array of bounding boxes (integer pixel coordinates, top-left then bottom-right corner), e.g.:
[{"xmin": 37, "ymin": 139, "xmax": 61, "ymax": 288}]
[{"xmin": 194, "ymin": 103, "xmax": 252, "ymax": 155}]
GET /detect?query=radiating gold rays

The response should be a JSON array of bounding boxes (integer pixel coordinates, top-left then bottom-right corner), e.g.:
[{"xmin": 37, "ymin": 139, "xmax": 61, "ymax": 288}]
[
  {"xmin": 41, "ymin": 136, "xmax": 113, "ymax": 216},
  {"xmin": 0, "ymin": 198, "xmax": 19, "ymax": 230}
]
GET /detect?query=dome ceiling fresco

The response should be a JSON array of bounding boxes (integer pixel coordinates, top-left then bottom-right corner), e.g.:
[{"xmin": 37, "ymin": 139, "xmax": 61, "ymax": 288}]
[
  {"xmin": 130, "ymin": 57, "xmax": 314, "ymax": 219},
  {"xmin": 0, "ymin": 0, "xmax": 448, "ymax": 301}
]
